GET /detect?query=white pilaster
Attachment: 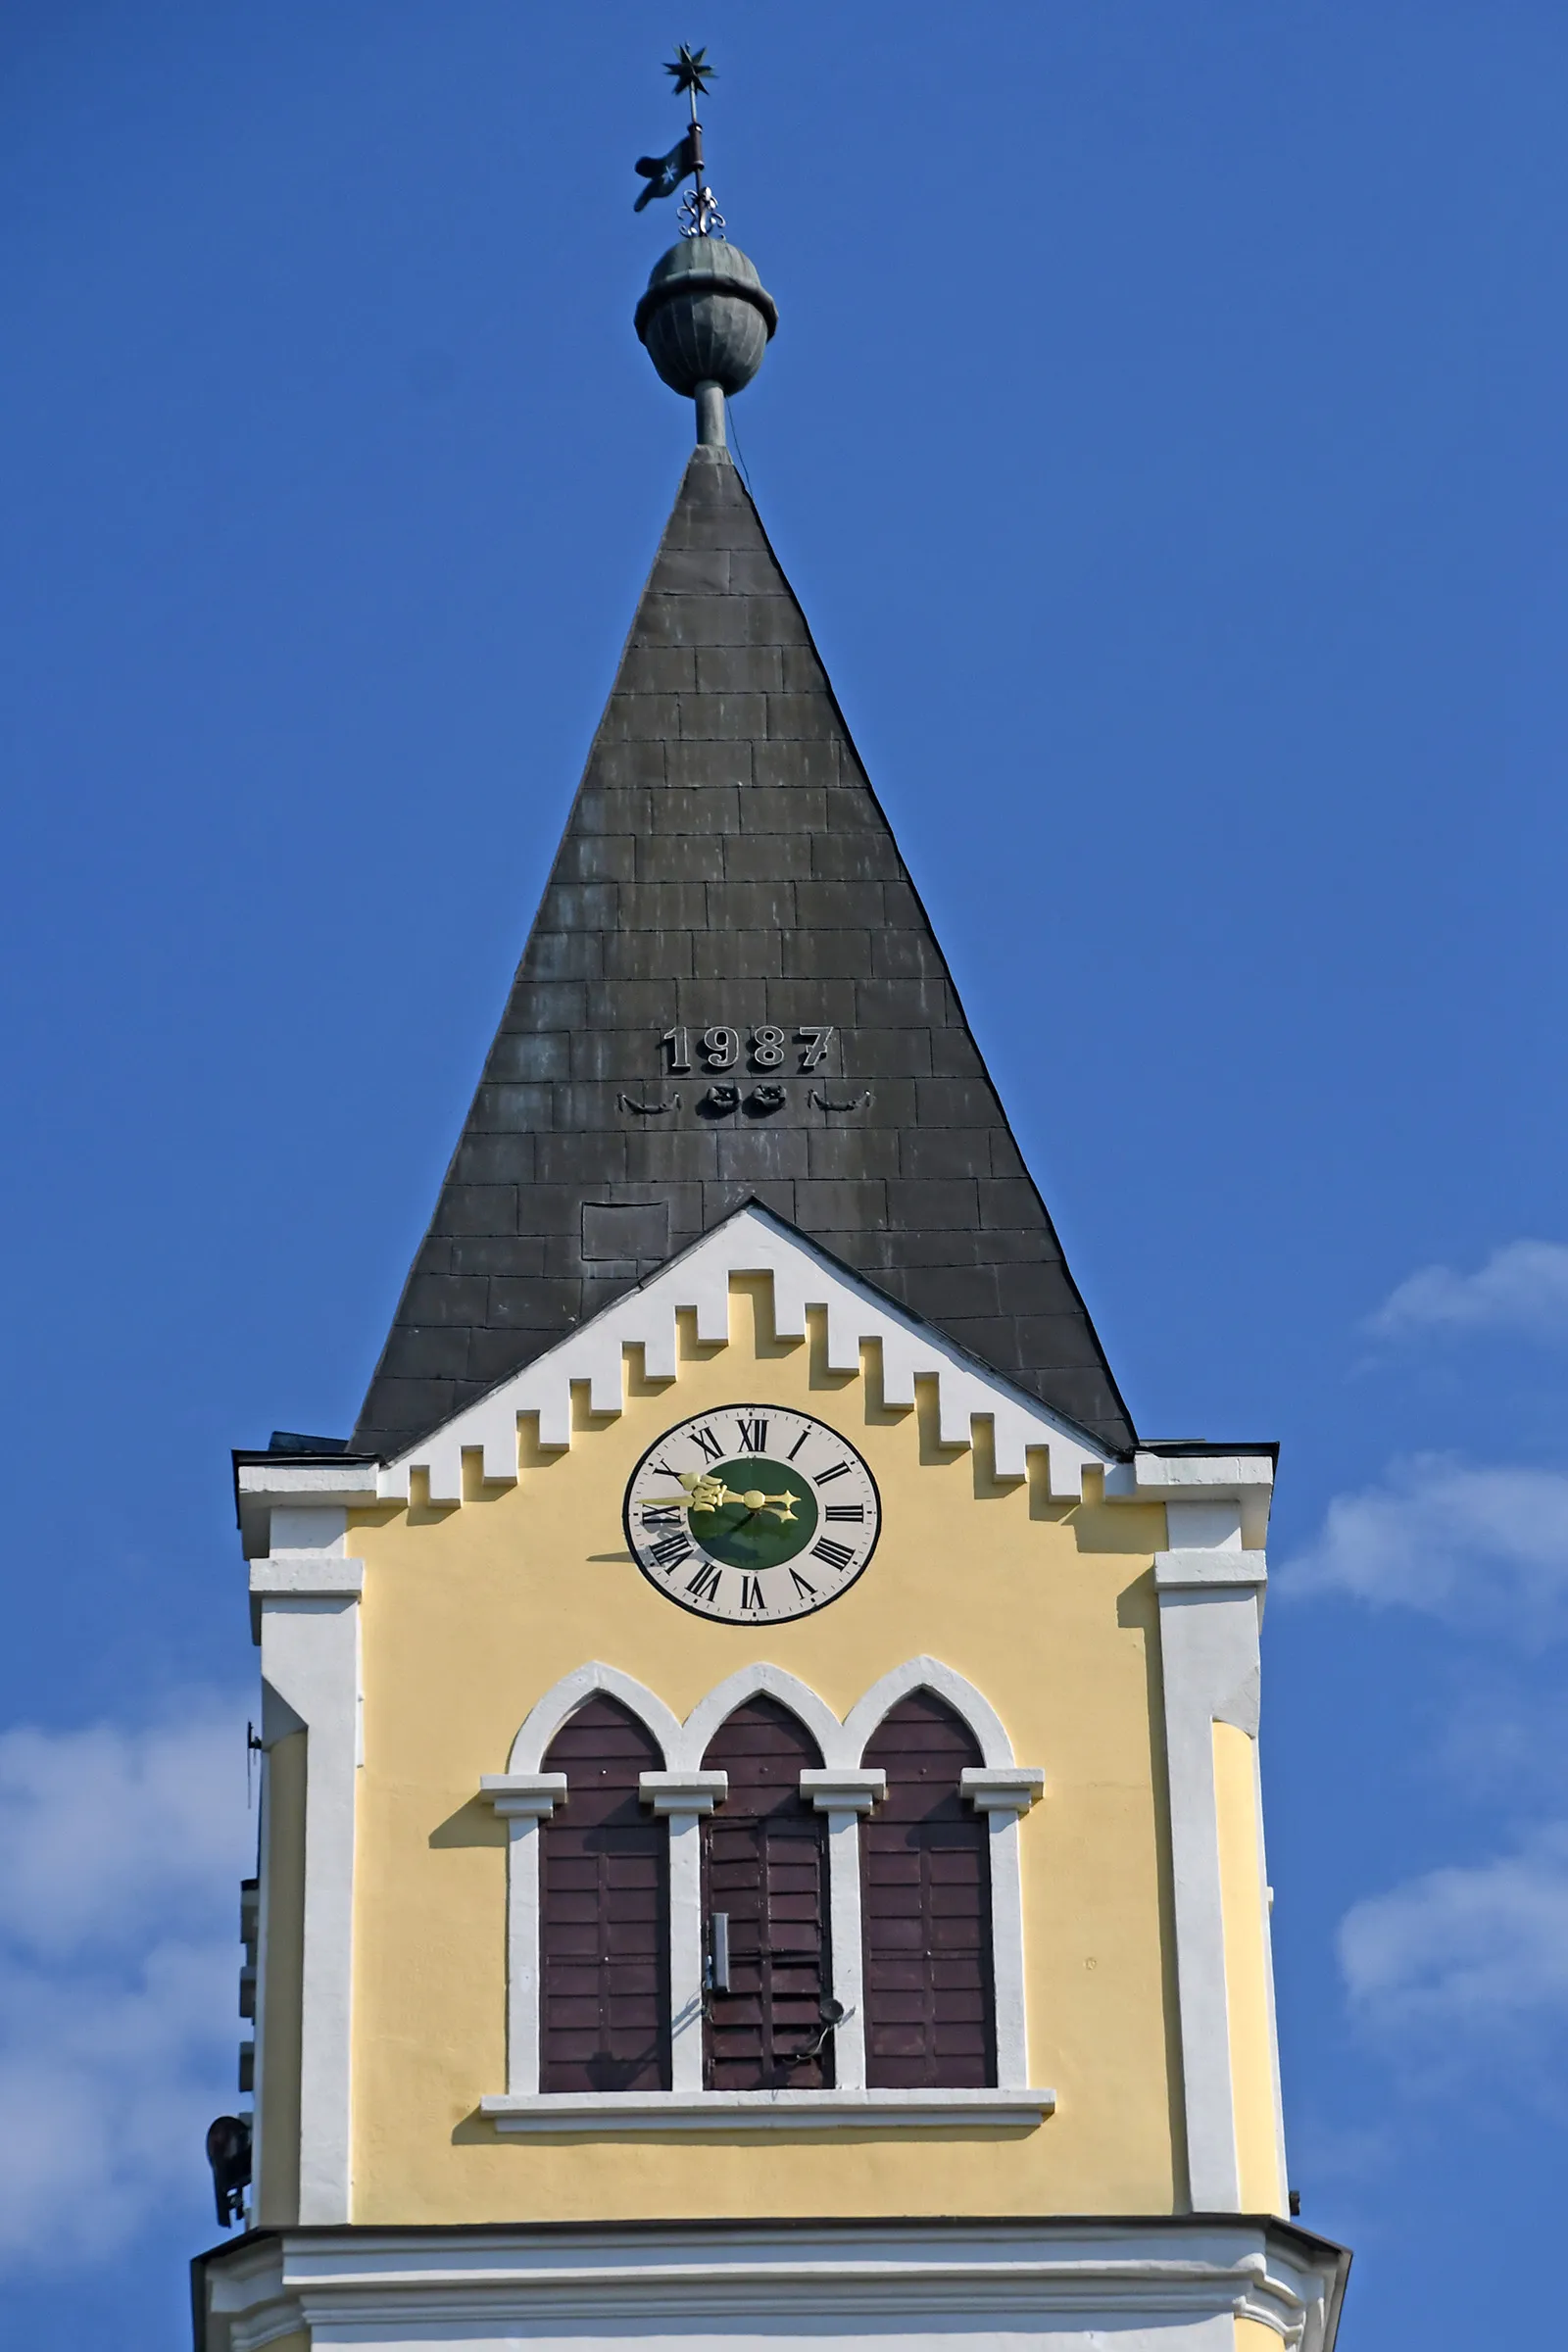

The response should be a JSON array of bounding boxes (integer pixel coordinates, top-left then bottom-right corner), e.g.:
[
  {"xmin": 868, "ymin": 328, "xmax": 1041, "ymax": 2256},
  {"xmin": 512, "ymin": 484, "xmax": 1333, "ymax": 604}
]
[
  {"xmin": 1154, "ymin": 1547, "xmax": 1271, "ymax": 2213},
  {"xmin": 480, "ymin": 1776, "xmax": 568, "ymax": 2096},
  {"xmin": 252, "ymin": 1518, "xmax": 364, "ymax": 2228},
  {"xmin": 961, "ymin": 1768, "xmax": 1045, "ymax": 2088},
  {"xmin": 801, "ymin": 1768, "xmax": 886, "ymax": 2089},
  {"xmin": 640, "ymin": 1770, "xmax": 727, "ymax": 2092}
]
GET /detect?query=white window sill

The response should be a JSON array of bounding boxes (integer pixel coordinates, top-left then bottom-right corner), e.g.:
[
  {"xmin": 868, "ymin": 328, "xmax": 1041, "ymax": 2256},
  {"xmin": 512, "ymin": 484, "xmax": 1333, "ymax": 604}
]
[{"xmin": 479, "ymin": 2087, "xmax": 1054, "ymax": 2134}]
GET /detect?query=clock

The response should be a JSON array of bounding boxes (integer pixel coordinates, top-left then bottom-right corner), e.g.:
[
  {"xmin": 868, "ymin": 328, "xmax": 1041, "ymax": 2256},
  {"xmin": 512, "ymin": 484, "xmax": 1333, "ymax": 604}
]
[{"xmin": 624, "ymin": 1404, "xmax": 881, "ymax": 1625}]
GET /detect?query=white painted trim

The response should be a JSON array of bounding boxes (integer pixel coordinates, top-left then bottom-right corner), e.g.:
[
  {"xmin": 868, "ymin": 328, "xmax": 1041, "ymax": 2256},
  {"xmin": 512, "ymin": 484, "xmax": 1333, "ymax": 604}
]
[
  {"xmin": 801, "ymin": 1772, "xmax": 884, "ymax": 2092},
  {"xmin": 503, "ymin": 1811, "xmax": 546, "ymax": 2097},
  {"xmin": 842, "ymin": 1653, "xmax": 1016, "ymax": 1768},
  {"xmin": 665, "ymin": 1805, "xmax": 707, "ymax": 2092},
  {"xmin": 201, "ymin": 2217, "xmax": 1348, "ymax": 2352},
  {"xmin": 639, "ymin": 1762, "xmax": 727, "ymax": 2088},
  {"xmin": 1156, "ymin": 1548, "xmax": 1268, "ymax": 1591},
  {"xmin": 822, "ymin": 1807, "xmax": 869, "ymax": 2088},
  {"xmin": 962, "ymin": 1767, "xmax": 1046, "ymax": 1815},
  {"xmin": 799, "ymin": 1769, "xmax": 885, "ymax": 1812},
  {"xmin": 249, "ymin": 1554, "xmax": 364, "ymax": 1644},
  {"xmin": 255, "ymin": 1592, "xmax": 362, "ymax": 2224},
  {"xmin": 486, "ymin": 1658, "xmax": 1045, "ymax": 2130},
  {"xmin": 676, "ymin": 1660, "xmax": 844, "ymax": 1772},
  {"xmin": 479, "ymin": 2087, "xmax": 1054, "ymax": 2132},
  {"xmin": 639, "ymin": 1770, "xmax": 727, "ymax": 1814},
  {"xmin": 1156, "ymin": 1581, "xmax": 1272, "ymax": 2212},
  {"xmin": 371, "ymin": 1206, "xmax": 1110, "ymax": 1503},
  {"xmin": 237, "ymin": 1463, "xmax": 379, "ymax": 1504},
  {"xmin": 269, "ymin": 1505, "xmax": 348, "ymax": 1552},
  {"xmin": 1105, "ymin": 1451, "xmax": 1275, "ymax": 1499},
  {"xmin": 1106, "ymin": 1450, "xmax": 1275, "ymax": 1547},
  {"xmin": 506, "ymin": 1662, "xmax": 681, "ymax": 1772},
  {"xmin": 480, "ymin": 1774, "xmax": 566, "ymax": 1820},
  {"xmin": 985, "ymin": 1808, "xmax": 1030, "ymax": 2089},
  {"xmin": 250, "ymin": 1556, "xmax": 365, "ymax": 1599}
]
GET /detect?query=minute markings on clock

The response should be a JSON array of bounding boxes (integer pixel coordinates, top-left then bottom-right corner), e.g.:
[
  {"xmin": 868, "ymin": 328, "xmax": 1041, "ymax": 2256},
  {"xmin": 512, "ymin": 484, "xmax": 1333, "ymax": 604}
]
[{"xmin": 624, "ymin": 1406, "xmax": 880, "ymax": 1624}]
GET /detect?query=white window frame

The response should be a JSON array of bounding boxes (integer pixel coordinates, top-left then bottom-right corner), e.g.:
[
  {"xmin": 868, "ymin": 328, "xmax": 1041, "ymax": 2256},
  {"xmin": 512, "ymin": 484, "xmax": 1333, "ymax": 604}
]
[{"xmin": 480, "ymin": 1656, "xmax": 1051, "ymax": 2132}]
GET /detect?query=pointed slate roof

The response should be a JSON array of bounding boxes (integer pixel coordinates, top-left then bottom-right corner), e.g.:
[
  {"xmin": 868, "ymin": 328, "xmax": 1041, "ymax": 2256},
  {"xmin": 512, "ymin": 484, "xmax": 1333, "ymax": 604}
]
[{"xmin": 352, "ymin": 447, "xmax": 1135, "ymax": 1459}]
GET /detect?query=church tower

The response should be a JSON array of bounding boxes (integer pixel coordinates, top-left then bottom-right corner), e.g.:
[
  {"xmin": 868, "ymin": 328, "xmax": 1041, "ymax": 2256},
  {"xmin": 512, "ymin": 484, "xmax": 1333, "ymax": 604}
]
[{"xmin": 197, "ymin": 68, "xmax": 1349, "ymax": 2352}]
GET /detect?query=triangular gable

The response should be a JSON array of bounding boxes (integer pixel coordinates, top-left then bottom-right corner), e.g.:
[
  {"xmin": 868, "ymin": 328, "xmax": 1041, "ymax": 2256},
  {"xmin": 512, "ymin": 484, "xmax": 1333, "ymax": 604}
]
[
  {"xmin": 352, "ymin": 444, "xmax": 1134, "ymax": 1463},
  {"xmin": 373, "ymin": 1203, "xmax": 1113, "ymax": 1507}
]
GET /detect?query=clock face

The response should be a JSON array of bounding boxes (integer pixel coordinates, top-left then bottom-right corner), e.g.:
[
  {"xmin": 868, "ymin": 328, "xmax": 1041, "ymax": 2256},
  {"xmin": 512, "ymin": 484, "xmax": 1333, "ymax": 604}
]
[{"xmin": 624, "ymin": 1404, "xmax": 881, "ymax": 1625}]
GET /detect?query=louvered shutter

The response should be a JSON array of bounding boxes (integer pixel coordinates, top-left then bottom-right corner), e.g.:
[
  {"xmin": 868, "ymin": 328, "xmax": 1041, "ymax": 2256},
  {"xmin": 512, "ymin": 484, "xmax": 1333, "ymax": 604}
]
[
  {"xmin": 701, "ymin": 1696, "xmax": 831, "ymax": 2090},
  {"xmin": 540, "ymin": 1694, "xmax": 669, "ymax": 2091},
  {"xmin": 861, "ymin": 1690, "xmax": 994, "ymax": 2088}
]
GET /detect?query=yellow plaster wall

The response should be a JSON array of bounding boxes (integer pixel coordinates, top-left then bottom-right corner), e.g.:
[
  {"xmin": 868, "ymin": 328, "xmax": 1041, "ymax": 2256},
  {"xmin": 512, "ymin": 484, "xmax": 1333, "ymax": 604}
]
[
  {"xmin": 257, "ymin": 1730, "xmax": 306, "ymax": 2227},
  {"xmin": 345, "ymin": 1278, "xmax": 1180, "ymax": 2223},
  {"xmin": 1234, "ymin": 2321, "xmax": 1282, "ymax": 2351},
  {"xmin": 1213, "ymin": 1721, "xmax": 1285, "ymax": 2215}
]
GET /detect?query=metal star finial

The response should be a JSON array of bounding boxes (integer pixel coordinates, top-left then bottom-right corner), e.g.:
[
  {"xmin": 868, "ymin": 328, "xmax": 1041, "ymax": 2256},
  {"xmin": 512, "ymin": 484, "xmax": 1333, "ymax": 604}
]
[
  {"xmin": 665, "ymin": 45, "xmax": 716, "ymax": 104},
  {"xmin": 633, "ymin": 45, "xmax": 725, "ymax": 236}
]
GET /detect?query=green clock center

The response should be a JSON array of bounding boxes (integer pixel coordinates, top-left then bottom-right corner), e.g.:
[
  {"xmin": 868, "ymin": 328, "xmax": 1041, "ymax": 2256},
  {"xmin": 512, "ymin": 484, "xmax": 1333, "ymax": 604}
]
[{"xmin": 683, "ymin": 1457, "xmax": 819, "ymax": 1569}]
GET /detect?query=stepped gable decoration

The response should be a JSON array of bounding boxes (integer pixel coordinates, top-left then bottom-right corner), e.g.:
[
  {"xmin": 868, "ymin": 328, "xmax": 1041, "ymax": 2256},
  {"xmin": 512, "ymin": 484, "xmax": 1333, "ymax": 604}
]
[{"xmin": 348, "ymin": 52, "xmax": 1134, "ymax": 1465}]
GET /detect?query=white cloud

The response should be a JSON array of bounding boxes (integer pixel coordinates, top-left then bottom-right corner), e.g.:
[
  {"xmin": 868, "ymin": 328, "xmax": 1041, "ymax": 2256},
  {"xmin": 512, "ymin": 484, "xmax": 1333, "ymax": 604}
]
[
  {"xmin": 1366, "ymin": 1239, "xmax": 1568, "ymax": 1344},
  {"xmin": 1279, "ymin": 1454, "xmax": 1568, "ymax": 1640},
  {"xmin": 1339, "ymin": 1826, "xmax": 1568, "ymax": 2067},
  {"xmin": 0, "ymin": 1698, "xmax": 252, "ymax": 2270}
]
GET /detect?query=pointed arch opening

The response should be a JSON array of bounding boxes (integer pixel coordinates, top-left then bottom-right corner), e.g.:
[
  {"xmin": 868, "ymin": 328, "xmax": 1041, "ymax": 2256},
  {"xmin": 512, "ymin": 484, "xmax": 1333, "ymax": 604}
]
[
  {"xmin": 860, "ymin": 1689, "xmax": 995, "ymax": 2089},
  {"xmin": 700, "ymin": 1696, "xmax": 832, "ymax": 2090},
  {"xmin": 539, "ymin": 1693, "xmax": 670, "ymax": 2092}
]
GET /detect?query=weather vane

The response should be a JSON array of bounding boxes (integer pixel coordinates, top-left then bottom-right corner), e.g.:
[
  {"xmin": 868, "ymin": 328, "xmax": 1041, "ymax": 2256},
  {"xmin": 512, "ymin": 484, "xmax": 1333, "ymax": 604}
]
[{"xmin": 633, "ymin": 44, "xmax": 725, "ymax": 237}]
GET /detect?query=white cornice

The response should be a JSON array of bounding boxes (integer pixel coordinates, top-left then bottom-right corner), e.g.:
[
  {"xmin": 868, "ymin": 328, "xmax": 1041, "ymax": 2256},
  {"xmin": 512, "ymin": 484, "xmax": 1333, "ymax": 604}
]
[
  {"xmin": 1155, "ymin": 1548, "xmax": 1269, "ymax": 1592},
  {"xmin": 961, "ymin": 1766, "xmax": 1047, "ymax": 1815},
  {"xmin": 199, "ymin": 2219, "xmax": 1349, "ymax": 2352},
  {"xmin": 237, "ymin": 1461, "xmax": 379, "ymax": 1506},
  {"xmin": 637, "ymin": 1769, "xmax": 729, "ymax": 1815},
  {"xmin": 479, "ymin": 1773, "xmax": 567, "ymax": 1820},
  {"xmin": 249, "ymin": 1555, "xmax": 366, "ymax": 1600},
  {"xmin": 371, "ymin": 1206, "xmax": 1115, "ymax": 1505},
  {"xmin": 799, "ymin": 1768, "xmax": 886, "ymax": 1813},
  {"xmin": 1103, "ymin": 1451, "xmax": 1275, "ymax": 1497},
  {"xmin": 1103, "ymin": 1449, "xmax": 1275, "ymax": 1547}
]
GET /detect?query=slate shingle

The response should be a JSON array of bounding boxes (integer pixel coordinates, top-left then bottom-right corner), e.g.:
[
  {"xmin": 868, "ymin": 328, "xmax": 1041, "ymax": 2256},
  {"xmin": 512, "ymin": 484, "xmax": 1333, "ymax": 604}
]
[{"xmin": 351, "ymin": 447, "xmax": 1135, "ymax": 1458}]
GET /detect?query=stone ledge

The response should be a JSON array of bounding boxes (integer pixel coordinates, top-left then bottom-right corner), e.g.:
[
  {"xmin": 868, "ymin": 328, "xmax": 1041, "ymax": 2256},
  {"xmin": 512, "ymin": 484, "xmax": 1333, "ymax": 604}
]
[{"xmin": 479, "ymin": 2087, "xmax": 1054, "ymax": 2134}]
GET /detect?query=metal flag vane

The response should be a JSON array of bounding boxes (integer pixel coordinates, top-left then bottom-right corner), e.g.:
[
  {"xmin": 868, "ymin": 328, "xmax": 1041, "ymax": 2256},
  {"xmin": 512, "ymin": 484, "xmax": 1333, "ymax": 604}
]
[{"xmin": 633, "ymin": 44, "xmax": 725, "ymax": 237}]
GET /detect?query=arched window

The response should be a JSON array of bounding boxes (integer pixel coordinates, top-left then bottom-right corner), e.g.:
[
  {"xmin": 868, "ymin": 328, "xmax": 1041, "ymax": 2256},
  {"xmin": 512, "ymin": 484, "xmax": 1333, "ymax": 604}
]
[
  {"xmin": 860, "ymin": 1690, "xmax": 994, "ymax": 2089},
  {"xmin": 701, "ymin": 1697, "xmax": 831, "ymax": 2089},
  {"xmin": 539, "ymin": 1694, "xmax": 669, "ymax": 2092}
]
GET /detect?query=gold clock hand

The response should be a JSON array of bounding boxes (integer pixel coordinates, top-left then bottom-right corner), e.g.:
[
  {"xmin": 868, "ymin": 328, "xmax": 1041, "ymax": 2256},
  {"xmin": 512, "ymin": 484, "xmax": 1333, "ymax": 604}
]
[
  {"xmin": 650, "ymin": 1472, "xmax": 741, "ymax": 1515},
  {"xmin": 648, "ymin": 1477, "xmax": 801, "ymax": 1524}
]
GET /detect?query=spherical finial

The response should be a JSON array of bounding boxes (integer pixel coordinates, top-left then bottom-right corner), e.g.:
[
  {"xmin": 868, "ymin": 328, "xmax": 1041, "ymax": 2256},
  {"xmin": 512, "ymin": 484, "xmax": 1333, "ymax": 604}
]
[{"xmin": 635, "ymin": 240, "xmax": 778, "ymax": 409}]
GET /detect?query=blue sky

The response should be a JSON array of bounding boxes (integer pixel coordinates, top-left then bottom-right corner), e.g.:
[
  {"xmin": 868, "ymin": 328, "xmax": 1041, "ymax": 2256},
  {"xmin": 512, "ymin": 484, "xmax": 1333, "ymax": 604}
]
[{"xmin": 3, "ymin": 3, "xmax": 1567, "ymax": 2342}]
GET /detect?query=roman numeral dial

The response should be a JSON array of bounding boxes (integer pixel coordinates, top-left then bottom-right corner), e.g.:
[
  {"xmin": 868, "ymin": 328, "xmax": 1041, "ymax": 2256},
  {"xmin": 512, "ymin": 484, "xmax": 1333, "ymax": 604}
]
[{"xmin": 623, "ymin": 1406, "xmax": 881, "ymax": 1625}]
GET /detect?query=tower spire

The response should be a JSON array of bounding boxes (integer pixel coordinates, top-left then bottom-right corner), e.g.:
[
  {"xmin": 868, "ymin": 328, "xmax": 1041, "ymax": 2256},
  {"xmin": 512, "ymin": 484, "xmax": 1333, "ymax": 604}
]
[{"xmin": 349, "ymin": 451, "xmax": 1135, "ymax": 1463}]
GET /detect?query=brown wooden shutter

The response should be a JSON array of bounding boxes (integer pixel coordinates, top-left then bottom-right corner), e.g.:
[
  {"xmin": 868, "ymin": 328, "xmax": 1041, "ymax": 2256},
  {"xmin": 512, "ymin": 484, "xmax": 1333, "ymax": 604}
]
[
  {"xmin": 861, "ymin": 1690, "xmax": 994, "ymax": 2088},
  {"xmin": 540, "ymin": 1694, "xmax": 669, "ymax": 2092},
  {"xmin": 701, "ymin": 1696, "xmax": 831, "ymax": 2090}
]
